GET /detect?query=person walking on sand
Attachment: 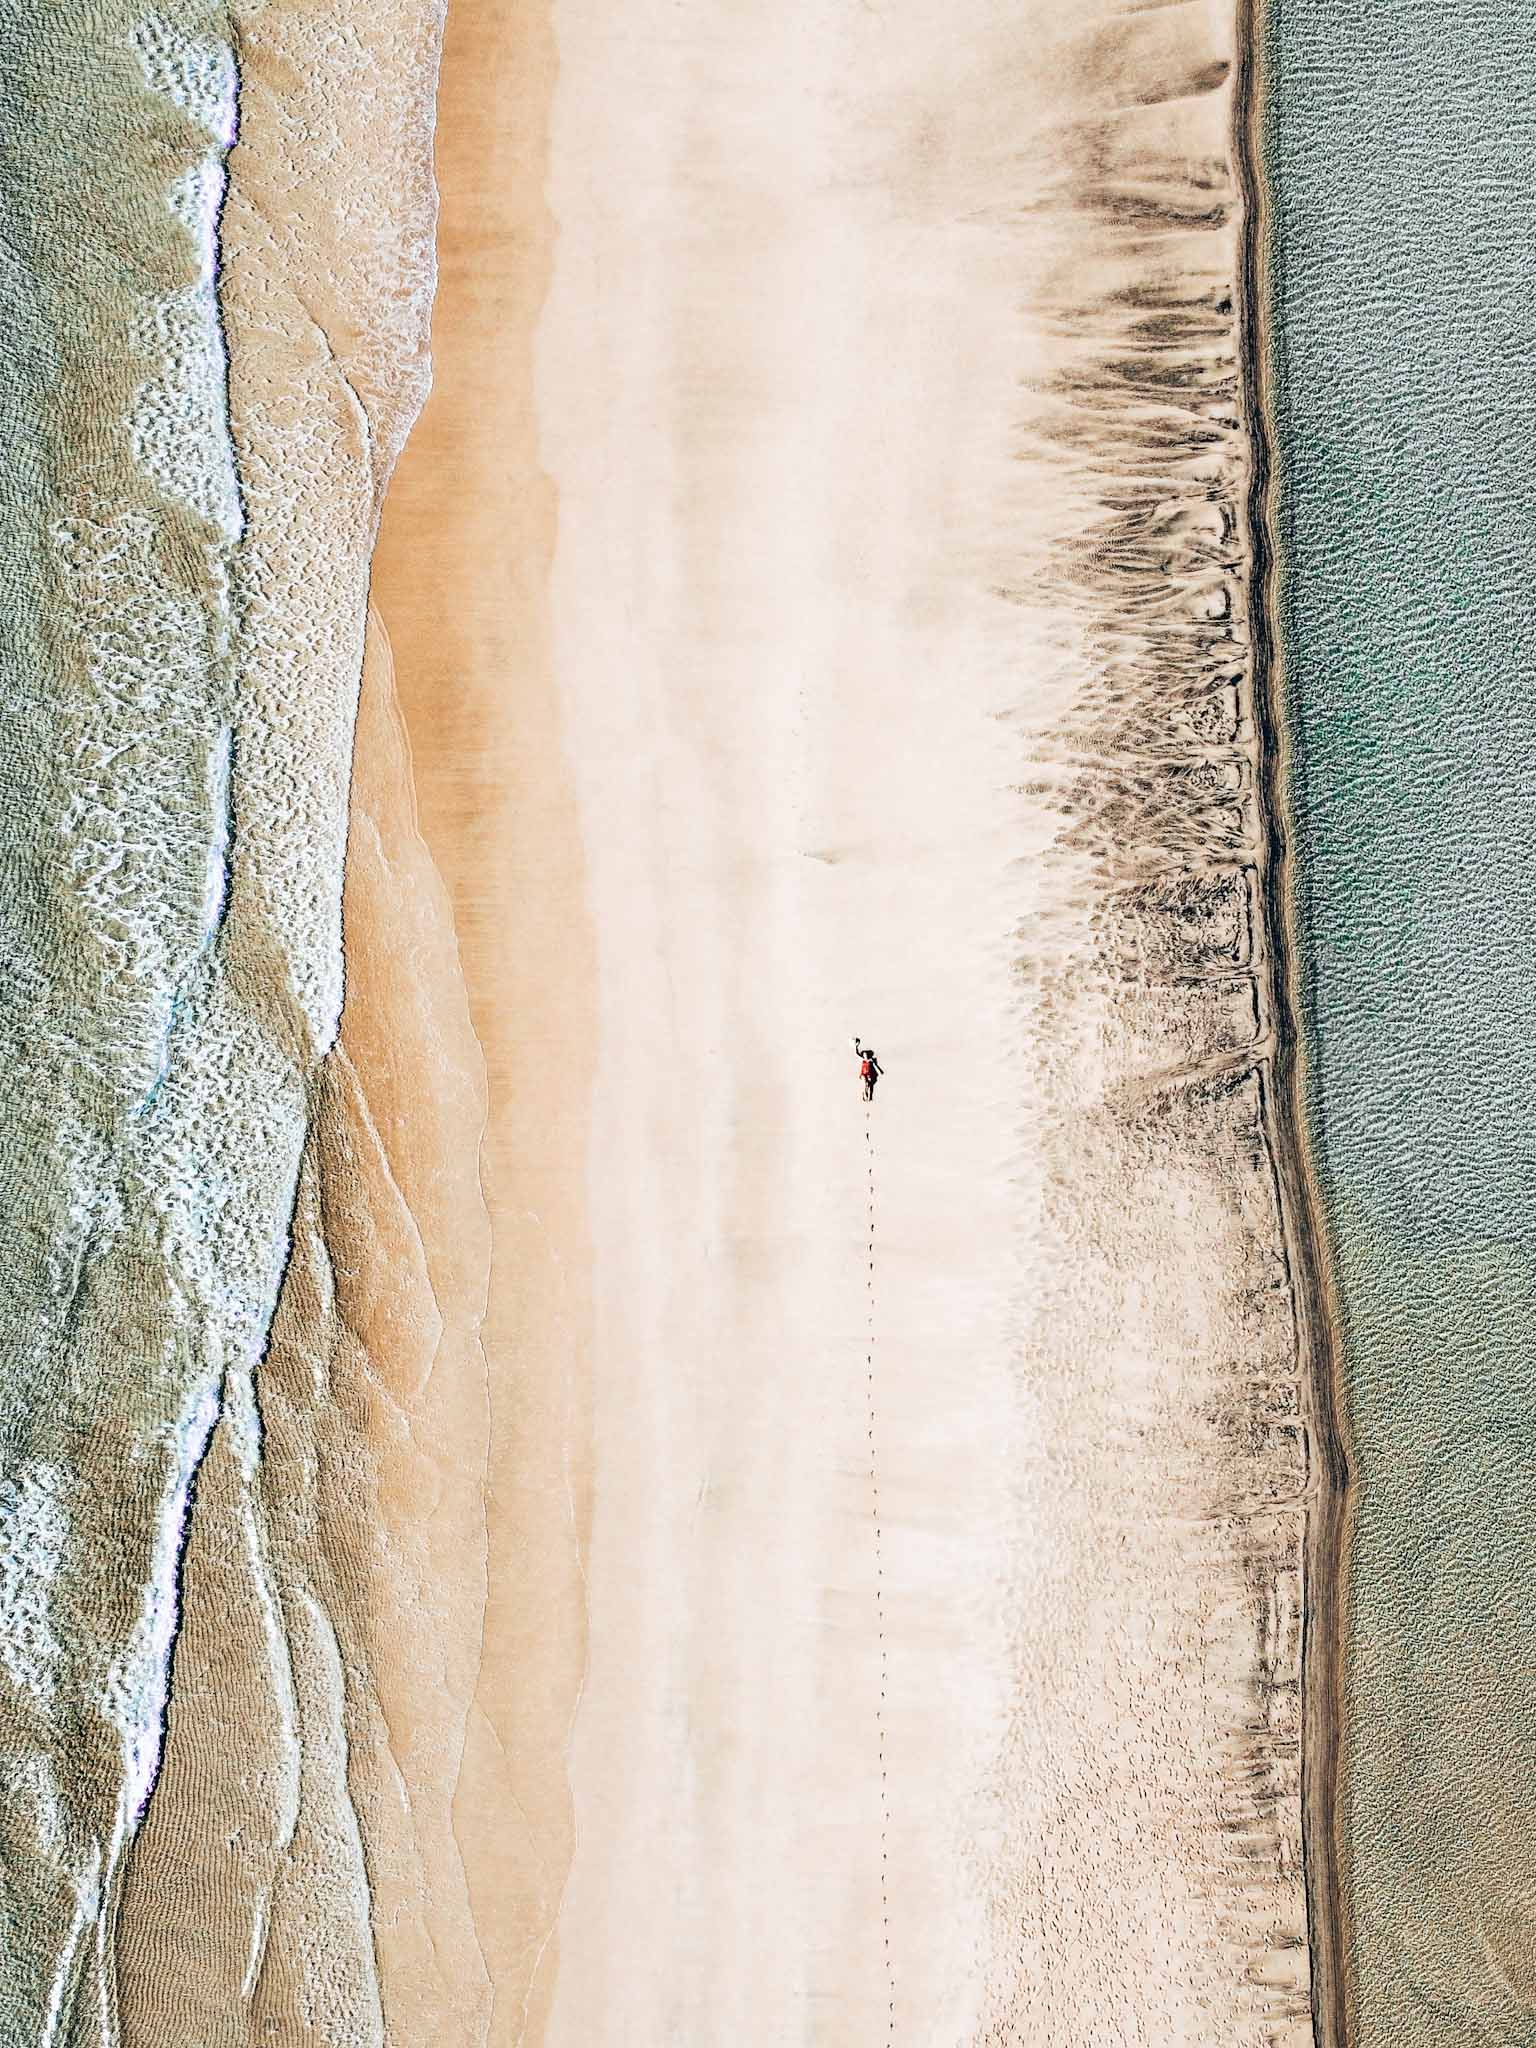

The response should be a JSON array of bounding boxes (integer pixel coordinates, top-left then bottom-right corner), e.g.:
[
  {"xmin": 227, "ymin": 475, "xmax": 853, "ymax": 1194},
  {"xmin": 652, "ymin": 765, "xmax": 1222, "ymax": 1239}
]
[{"xmin": 853, "ymin": 1039, "xmax": 883, "ymax": 1102}]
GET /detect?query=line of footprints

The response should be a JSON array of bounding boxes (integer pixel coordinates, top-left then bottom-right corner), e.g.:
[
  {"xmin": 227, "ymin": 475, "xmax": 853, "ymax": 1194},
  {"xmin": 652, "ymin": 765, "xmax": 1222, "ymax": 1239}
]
[{"xmin": 866, "ymin": 1106, "xmax": 894, "ymax": 2037}]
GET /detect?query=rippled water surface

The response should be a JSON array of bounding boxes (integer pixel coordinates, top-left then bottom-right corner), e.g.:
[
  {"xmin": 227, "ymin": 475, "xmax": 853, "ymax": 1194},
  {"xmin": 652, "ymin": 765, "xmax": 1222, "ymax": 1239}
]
[
  {"xmin": 1266, "ymin": 4, "xmax": 1536, "ymax": 2038},
  {"xmin": 0, "ymin": 6, "xmax": 317, "ymax": 2034}
]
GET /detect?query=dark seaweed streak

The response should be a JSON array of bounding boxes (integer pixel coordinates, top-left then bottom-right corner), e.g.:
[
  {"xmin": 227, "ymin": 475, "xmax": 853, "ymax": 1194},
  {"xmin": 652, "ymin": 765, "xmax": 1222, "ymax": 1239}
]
[{"xmin": 1231, "ymin": 8, "xmax": 1352, "ymax": 2046}]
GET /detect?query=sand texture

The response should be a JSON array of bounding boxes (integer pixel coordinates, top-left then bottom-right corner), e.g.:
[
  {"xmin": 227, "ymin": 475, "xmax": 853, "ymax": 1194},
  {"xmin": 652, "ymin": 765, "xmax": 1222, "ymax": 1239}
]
[
  {"xmin": 361, "ymin": 0, "xmax": 1320, "ymax": 2040},
  {"xmin": 106, "ymin": 0, "xmax": 488, "ymax": 2039}
]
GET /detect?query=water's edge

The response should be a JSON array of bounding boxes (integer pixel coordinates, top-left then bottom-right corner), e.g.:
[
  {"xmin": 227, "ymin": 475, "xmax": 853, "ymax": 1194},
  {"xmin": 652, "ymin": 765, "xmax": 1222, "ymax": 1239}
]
[{"xmin": 1233, "ymin": 7, "xmax": 1352, "ymax": 2044}]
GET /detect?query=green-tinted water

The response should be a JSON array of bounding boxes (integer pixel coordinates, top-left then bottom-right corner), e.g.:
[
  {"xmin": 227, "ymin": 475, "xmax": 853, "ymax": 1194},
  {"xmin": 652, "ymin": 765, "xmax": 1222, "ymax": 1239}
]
[{"xmin": 1265, "ymin": 4, "xmax": 1536, "ymax": 2038}]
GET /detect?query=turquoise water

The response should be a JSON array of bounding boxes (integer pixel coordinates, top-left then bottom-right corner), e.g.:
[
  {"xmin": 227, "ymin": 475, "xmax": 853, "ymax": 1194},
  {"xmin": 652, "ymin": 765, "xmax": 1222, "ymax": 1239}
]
[{"xmin": 1265, "ymin": 4, "xmax": 1536, "ymax": 2038}]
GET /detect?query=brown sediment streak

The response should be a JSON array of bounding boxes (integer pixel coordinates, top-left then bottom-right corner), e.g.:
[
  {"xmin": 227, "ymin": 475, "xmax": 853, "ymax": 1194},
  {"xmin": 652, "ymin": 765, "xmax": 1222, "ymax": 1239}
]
[
  {"xmin": 1231, "ymin": 6, "xmax": 1353, "ymax": 2046},
  {"xmin": 365, "ymin": 0, "xmax": 593, "ymax": 2032}
]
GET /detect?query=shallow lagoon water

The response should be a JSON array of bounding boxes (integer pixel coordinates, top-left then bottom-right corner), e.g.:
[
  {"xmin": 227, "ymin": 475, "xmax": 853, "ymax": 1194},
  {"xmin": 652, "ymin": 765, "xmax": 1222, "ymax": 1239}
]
[{"xmin": 1265, "ymin": 3, "xmax": 1536, "ymax": 2038}]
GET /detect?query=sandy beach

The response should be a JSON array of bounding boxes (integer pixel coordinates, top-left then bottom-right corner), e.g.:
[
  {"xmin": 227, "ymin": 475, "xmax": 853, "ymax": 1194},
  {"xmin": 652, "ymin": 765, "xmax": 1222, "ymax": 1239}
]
[{"xmin": 359, "ymin": 0, "xmax": 1321, "ymax": 2040}]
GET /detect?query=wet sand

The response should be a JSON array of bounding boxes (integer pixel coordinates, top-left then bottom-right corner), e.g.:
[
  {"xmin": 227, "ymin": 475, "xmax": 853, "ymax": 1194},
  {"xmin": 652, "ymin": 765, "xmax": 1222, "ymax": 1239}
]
[
  {"xmin": 116, "ymin": 631, "xmax": 495, "ymax": 2040},
  {"xmin": 110, "ymin": 0, "xmax": 490, "ymax": 2036},
  {"xmin": 365, "ymin": 0, "xmax": 594, "ymax": 2034}
]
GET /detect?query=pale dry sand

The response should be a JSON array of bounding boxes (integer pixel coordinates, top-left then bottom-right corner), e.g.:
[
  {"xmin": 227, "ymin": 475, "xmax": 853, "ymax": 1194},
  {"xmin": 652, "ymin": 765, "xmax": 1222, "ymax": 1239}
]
[{"xmin": 361, "ymin": 0, "xmax": 1322, "ymax": 2043}]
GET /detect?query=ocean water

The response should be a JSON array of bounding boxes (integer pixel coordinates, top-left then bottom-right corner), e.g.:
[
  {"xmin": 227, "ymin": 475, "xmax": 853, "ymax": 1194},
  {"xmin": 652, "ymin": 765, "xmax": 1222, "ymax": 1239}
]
[
  {"xmin": 0, "ymin": 0, "xmax": 448, "ymax": 2031},
  {"xmin": 1263, "ymin": 4, "xmax": 1536, "ymax": 2038},
  {"xmin": 0, "ymin": 4, "xmax": 317, "ymax": 2036}
]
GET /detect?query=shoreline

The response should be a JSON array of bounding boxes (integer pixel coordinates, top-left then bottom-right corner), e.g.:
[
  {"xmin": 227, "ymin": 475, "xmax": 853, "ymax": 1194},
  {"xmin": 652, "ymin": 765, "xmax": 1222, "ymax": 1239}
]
[
  {"xmin": 109, "ymin": 0, "xmax": 471, "ymax": 2033},
  {"xmin": 1231, "ymin": 7, "xmax": 1354, "ymax": 2045}
]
